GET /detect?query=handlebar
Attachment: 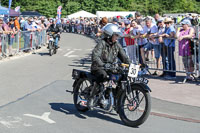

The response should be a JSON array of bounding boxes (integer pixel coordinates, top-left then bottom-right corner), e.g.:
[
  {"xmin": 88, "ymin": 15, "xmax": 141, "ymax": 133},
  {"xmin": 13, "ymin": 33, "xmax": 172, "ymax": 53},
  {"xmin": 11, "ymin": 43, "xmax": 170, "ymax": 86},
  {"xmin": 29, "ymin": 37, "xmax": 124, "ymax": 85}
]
[{"xmin": 121, "ymin": 63, "xmax": 129, "ymax": 68}]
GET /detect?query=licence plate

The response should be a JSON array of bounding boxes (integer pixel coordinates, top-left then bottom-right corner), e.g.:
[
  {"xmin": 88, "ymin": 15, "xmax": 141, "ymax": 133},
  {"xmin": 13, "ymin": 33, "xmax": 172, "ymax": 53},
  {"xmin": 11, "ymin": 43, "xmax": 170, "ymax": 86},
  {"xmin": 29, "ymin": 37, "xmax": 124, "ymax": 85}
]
[{"xmin": 133, "ymin": 77, "xmax": 149, "ymax": 84}]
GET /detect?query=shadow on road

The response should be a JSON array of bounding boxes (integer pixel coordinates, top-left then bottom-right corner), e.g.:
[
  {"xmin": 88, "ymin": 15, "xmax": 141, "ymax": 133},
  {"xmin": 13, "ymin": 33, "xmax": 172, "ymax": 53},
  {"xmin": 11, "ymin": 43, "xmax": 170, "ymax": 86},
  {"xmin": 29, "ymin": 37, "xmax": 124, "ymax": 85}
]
[
  {"xmin": 49, "ymin": 102, "xmax": 126, "ymax": 126},
  {"xmin": 68, "ymin": 54, "xmax": 92, "ymax": 70},
  {"xmin": 144, "ymin": 74, "xmax": 200, "ymax": 86},
  {"xmin": 37, "ymin": 52, "xmax": 50, "ymax": 56}
]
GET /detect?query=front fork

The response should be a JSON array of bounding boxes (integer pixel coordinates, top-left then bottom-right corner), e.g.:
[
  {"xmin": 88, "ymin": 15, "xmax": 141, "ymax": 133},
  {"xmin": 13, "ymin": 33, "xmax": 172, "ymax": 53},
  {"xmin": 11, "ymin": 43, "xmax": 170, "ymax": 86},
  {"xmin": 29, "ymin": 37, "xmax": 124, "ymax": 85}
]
[{"xmin": 122, "ymin": 78, "xmax": 137, "ymax": 104}]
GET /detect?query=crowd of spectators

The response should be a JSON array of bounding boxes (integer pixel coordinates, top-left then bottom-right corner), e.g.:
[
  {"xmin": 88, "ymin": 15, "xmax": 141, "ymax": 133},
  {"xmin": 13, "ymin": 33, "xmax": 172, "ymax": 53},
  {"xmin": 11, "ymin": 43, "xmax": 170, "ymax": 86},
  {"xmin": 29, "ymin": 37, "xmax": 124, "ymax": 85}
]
[
  {"xmin": 0, "ymin": 12, "xmax": 200, "ymax": 79},
  {"xmin": 60, "ymin": 12, "xmax": 199, "ymax": 80},
  {"xmin": 0, "ymin": 16, "xmax": 56, "ymax": 56}
]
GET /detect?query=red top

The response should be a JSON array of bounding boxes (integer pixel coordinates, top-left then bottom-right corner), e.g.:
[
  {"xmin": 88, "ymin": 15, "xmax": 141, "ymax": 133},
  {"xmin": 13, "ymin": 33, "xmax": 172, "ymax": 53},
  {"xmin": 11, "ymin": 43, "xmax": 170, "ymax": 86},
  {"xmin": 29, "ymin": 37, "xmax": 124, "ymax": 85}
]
[{"xmin": 124, "ymin": 28, "xmax": 134, "ymax": 46}]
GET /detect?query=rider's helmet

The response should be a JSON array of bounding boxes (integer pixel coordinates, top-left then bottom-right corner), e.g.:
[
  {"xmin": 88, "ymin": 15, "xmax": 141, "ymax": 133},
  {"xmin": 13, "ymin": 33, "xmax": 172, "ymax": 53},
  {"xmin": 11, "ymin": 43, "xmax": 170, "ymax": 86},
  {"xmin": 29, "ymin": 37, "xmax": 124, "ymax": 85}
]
[{"xmin": 103, "ymin": 23, "xmax": 123, "ymax": 38}]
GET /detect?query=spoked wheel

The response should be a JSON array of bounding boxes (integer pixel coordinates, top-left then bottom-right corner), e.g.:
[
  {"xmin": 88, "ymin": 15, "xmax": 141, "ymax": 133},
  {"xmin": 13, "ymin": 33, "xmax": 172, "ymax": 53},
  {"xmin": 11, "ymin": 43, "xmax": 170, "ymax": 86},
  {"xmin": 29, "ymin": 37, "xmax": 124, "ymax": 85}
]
[
  {"xmin": 49, "ymin": 42, "xmax": 53, "ymax": 56},
  {"xmin": 73, "ymin": 78, "xmax": 92, "ymax": 112},
  {"xmin": 118, "ymin": 85, "xmax": 151, "ymax": 127},
  {"xmin": 54, "ymin": 47, "xmax": 57, "ymax": 54}
]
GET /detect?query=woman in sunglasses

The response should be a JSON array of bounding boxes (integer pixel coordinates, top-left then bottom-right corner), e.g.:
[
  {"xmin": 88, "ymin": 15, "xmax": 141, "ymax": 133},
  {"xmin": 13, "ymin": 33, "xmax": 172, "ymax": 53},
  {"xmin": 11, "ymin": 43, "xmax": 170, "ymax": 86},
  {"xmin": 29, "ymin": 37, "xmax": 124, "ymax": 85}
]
[{"xmin": 176, "ymin": 19, "xmax": 195, "ymax": 80}]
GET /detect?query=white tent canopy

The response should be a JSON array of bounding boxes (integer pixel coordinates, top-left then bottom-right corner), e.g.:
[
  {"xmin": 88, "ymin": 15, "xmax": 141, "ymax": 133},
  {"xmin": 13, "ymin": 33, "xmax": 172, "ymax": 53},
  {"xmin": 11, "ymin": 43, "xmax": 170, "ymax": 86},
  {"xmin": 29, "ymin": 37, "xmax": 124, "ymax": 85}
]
[
  {"xmin": 96, "ymin": 11, "xmax": 136, "ymax": 18},
  {"xmin": 67, "ymin": 10, "xmax": 97, "ymax": 19}
]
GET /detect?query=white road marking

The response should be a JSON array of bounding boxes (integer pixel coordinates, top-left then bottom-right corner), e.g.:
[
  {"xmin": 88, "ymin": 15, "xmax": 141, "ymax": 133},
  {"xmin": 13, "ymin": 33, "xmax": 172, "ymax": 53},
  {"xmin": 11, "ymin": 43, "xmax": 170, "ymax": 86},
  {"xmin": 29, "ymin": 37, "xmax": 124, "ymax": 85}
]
[
  {"xmin": 0, "ymin": 117, "xmax": 23, "ymax": 128},
  {"xmin": 24, "ymin": 112, "xmax": 56, "ymax": 124},
  {"xmin": 86, "ymin": 49, "xmax": 93, "ymax": 51},
  {"xmin": 0, "ymin": 120, "xmax": 13, "ymax": 128},
  {"xmin": 73, "ymin": 49, "xmax": 81, "ymax": 51},
  {"xmin": 23, "ymin": 123, "xmax": 32, "ymax": 127},
  {"xmin": 68, "ymin": 55, "xmax": 79, "ymax": 58},
  {"xmin": 64, "ymin": 51, "xmax": 74, "ymax": 57}
]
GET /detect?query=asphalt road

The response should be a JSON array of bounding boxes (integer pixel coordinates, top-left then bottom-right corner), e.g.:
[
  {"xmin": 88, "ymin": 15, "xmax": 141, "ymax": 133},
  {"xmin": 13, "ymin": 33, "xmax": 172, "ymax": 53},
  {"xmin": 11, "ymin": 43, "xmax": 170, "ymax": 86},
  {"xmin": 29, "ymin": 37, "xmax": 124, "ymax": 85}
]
[{"xmin": 0, "ymin": 33, "xmax": 199, "ymax": 133}]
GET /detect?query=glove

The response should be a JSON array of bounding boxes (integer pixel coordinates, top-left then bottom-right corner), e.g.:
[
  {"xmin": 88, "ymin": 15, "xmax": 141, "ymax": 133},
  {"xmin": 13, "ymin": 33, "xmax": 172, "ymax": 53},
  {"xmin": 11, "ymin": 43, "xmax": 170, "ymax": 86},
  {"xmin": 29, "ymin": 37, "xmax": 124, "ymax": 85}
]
[{"xmin": 104, "ymin": 63, "xmax": 112, "ymax": 69}]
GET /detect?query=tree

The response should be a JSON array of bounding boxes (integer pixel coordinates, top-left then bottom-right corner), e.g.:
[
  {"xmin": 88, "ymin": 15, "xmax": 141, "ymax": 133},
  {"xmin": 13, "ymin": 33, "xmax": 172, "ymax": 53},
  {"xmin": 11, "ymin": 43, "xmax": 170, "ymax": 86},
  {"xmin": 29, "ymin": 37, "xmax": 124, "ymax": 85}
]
[
  {"xmin": 1, "ymin": 0, "xmax": 200, "ymax": 17},
  {"xmin": 65, "ymin": 1, "xmax": 81, "ymax": 15}
]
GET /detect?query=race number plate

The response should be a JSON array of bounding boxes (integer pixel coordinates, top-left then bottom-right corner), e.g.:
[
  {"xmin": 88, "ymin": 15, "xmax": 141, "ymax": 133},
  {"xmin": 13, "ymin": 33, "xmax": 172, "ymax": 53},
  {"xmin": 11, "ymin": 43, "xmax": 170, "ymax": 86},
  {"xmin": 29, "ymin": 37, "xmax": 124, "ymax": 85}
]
[
  {"xmin": 128, "ymin": 64, "xmax": 140, "ymax": 78},
  {"xmin": 133, "ymin": 77, "xmax": 149, "ymax": 84}
]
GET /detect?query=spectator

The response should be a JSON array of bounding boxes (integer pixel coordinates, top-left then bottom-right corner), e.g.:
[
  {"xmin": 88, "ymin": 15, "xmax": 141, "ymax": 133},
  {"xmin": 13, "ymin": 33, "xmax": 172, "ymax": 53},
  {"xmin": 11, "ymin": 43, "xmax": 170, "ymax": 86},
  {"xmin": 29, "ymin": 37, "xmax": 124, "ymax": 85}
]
[
  {"xmin": 157, "ymin": 18, "xmax": 166, "ymax": 76},
  {"xmin": 96, "ymin": 17, "xmax": 108, "ymax": 37},
  {"xmin": 14, "ymin": 17, "xmax": 20, "ymax": 31},
  {"xmin": 131, "ymin": 20, "xmax": 148, "ymax": 67},
  {"xmin": 0, "ymin": 18, "xmax": 4, "ymax": 55},
  {"xmin": 123, "ymin": 19, "xmax": 136, "ymax": 64},
  {"xmin": 176, "ymin": 19, "xmax": 195, "ymax": 80},
  {"xmin": 135, "ymin": 12, "xmax": 143, "ymax": 25},
  {"xmin": 141, "ymin": 18, "xmax": 160, "ymax": 75},
  {"xmin": 160, "ymin": 17, "xmax": 176, "ymax": 79},
  {"xmin": 23, "ymin": 17, "xmax": 34, "ymax": 52},
  {"xmin": 177, "ymin": 15, "xmax": 183, "ymax": 24},
  {"xmin": 118, "ymin": 21, "xmax": 126, "ymax": 52},
  {"xmin": 20, "ymin": 17, "xmax": 26, "ymax": 31},
  {"xmin": 7, "ymin": 18, "xmax": 16, "ymax": 56},
  {"xmin": 153, "ymin": 13, "xmax": 160, "ymax": 25},
  {"xmin": 112, "ymin": 18, "xmax": 118, "ymax": 25}
]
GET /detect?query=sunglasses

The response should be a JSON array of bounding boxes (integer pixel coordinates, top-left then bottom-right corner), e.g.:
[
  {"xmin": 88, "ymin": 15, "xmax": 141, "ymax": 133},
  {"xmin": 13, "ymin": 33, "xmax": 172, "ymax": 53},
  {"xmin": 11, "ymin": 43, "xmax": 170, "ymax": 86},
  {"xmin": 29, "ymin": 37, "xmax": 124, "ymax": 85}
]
[{"xmin": 164, "ymin": 22, "xmax": 170, "ymax": 24}]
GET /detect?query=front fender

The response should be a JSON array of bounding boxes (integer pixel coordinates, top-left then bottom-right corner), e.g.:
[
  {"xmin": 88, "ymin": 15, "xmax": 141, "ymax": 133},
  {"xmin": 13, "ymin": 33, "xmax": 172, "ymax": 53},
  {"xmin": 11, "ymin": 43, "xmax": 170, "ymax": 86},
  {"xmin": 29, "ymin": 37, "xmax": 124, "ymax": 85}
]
[{"xmin": 131, "ymin": 83, "xmax": 152, "ymax": 92}]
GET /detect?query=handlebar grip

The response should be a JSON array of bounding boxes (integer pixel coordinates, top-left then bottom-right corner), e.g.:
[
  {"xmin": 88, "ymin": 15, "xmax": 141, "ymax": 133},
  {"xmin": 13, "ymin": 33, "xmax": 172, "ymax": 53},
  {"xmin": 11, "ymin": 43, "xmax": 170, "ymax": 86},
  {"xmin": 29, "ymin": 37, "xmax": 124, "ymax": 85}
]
[{"xmin": 121, "ymin": 63, "xmax": 129, "ymax": 68}]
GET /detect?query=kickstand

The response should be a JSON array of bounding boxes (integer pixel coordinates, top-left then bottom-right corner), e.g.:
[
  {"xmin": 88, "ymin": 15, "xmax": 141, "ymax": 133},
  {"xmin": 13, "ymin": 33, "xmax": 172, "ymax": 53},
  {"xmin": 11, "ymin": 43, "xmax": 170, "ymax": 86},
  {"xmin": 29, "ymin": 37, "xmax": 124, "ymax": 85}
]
[{"xmin": 66, "ymin": 90, "xmax": 73, "ymax": 94}]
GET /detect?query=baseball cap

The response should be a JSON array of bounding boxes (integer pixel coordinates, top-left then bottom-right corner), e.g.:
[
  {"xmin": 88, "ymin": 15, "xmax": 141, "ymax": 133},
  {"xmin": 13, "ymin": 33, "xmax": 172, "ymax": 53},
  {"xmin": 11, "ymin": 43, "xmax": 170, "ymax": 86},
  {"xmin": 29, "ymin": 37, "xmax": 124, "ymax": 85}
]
[
  {"xmin": 135, "ymin": 12, "xmax": 141, "ymax": 17},
  {"xmin": 113, "ymin": 18, "xmax": 118, "ymax": 22},
  {"xmin": 180, "ymin": 19, "xmax": 191, "ymax": 26},
  {"xmin": 158, "ymin": 18, "xmax": 164, "ymax": 23},
  {"xmin": 124, "ymin": 20, "xmax": 130, "ymax": 25}
]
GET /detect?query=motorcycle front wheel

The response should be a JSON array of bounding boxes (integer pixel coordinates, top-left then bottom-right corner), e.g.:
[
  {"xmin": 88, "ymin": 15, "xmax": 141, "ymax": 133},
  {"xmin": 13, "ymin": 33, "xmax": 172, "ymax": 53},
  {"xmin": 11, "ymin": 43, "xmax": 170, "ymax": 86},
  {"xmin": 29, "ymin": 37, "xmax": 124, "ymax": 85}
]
[
  {"xmin": 49, "ymin": 41, "xmax": 53, "ymax": 56},
  {"xmin": 53, "ymin": 46, "xmax": 57, "ymax": 54},
  {"xmin": 118, "ymin": 85, "xmax": 151, "ymax": 127}
]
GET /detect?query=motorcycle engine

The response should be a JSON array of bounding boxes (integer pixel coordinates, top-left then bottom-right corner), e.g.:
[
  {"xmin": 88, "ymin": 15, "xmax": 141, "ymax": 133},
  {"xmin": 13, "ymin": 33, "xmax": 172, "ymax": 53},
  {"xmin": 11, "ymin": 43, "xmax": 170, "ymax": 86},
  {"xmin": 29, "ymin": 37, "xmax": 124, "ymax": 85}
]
[{"xmin": 100, "ymin": 99, "xmax": 110, "ymax": 109}]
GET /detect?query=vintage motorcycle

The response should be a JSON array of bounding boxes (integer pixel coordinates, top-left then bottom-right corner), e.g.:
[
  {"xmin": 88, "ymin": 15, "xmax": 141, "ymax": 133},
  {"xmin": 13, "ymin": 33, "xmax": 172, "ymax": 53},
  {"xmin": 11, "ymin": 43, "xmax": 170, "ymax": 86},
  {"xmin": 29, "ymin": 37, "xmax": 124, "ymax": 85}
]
[
  {"xmin": 48, "ymin": 32, "xmax": 58, "ymax": 56},
  {"xmin": 70, "ymin": 63, "xmax": 151, "ymax": 127}
]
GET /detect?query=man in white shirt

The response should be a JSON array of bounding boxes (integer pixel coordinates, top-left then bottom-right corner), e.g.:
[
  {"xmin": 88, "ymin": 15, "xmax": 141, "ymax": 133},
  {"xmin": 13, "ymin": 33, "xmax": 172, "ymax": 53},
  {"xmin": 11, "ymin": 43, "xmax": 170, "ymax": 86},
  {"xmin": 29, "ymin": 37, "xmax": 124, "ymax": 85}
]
[{"xmin": 141, "ymin": 18, "xmax": 161, "ymax": 75}]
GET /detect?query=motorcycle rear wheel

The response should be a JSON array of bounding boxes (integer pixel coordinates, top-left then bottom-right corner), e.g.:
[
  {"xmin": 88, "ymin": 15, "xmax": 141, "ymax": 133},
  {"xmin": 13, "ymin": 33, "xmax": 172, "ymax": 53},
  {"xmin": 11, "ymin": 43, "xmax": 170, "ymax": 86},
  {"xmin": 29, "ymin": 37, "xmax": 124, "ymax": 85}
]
[
  {"xmin": 118, "ymin": 85, "xmax": 151, "ymax": 127},
  {"xmin": 73, "ymin": 78, "xmax": 92, "ymax": 112}
]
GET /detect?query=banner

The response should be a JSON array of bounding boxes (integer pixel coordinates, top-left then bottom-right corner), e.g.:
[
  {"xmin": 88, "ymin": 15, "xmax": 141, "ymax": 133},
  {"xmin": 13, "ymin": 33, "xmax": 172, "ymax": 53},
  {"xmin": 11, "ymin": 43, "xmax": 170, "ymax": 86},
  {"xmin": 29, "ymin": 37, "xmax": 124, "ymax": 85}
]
[
  {"xmin": 15, "ymin": 6, "xmax": 20, "ymax": 12},
  {"xmin": 57, "ymin": 6, "xmax": 62, "ymax": 20},
  {"xmin": 9, "ymin": 0, "xmax": 12, "ymax": 9}
]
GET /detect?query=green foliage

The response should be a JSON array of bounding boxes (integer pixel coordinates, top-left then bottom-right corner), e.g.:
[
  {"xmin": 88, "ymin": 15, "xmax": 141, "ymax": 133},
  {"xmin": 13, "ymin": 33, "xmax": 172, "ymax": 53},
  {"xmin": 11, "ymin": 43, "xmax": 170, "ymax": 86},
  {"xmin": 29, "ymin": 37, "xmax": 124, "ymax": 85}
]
[{"xmin": 1, "ymin": 0, "xmax": 200, "ymax": 17}]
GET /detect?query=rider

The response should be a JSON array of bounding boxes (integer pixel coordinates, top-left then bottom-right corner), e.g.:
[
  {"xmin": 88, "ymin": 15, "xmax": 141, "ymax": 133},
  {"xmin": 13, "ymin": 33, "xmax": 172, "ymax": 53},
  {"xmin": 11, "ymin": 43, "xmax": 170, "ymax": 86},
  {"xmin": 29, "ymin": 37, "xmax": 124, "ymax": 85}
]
[
  {"xmin": 89, "ymin": 24, "xmax": 131, "ymax": 109},
  {"xmin": 47, "ymin": 19, "xmax": 61, "ymax": 49}
]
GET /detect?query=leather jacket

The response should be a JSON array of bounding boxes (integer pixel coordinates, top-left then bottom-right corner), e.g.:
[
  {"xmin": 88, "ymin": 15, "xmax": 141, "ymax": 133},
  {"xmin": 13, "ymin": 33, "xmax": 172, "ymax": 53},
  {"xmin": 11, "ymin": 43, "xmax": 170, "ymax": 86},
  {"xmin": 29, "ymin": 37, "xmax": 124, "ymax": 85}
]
[
  {"xmin": 47, "ymin": 24, "xmax": 61, "ymax": 34},
  {"xmin": 91, "ymin": 39, "xmax": 130, "ymax": 71}
]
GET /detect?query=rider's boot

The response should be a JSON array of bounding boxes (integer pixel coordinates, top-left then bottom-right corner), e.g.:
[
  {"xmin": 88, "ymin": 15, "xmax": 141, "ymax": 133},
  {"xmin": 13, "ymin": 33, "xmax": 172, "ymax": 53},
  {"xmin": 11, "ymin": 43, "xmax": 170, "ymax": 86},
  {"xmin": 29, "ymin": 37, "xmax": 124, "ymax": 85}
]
[
  {"xmin": 55, "ymin": 45, "xmax": 60, "ymax": 49},
  {"xmin": 47, "ymin": 43, "xmax": 49, "ymax": 49},
  {"xmin": 87, "ymin": 82, "xmax": 100, "ymax": 110}
]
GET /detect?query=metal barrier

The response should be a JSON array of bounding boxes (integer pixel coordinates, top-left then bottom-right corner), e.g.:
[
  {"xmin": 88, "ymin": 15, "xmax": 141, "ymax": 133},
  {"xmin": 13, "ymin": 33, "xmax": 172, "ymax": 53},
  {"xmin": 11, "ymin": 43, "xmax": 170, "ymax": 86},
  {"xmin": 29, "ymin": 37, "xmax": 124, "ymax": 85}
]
[
  {"xmin": 65, "ymin": 23, "xmax": 98, "ymax": 37},
  {"xmin": 122, "ymin": 34, "xmax": 200, "ymax": 82},
  {"xmin": 63, "ymin": 22, "xmax": 200, "ymax": 81},
  {"xmin": 0, "ymin": 30, "xmax": 47, "ymax": 58}
]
